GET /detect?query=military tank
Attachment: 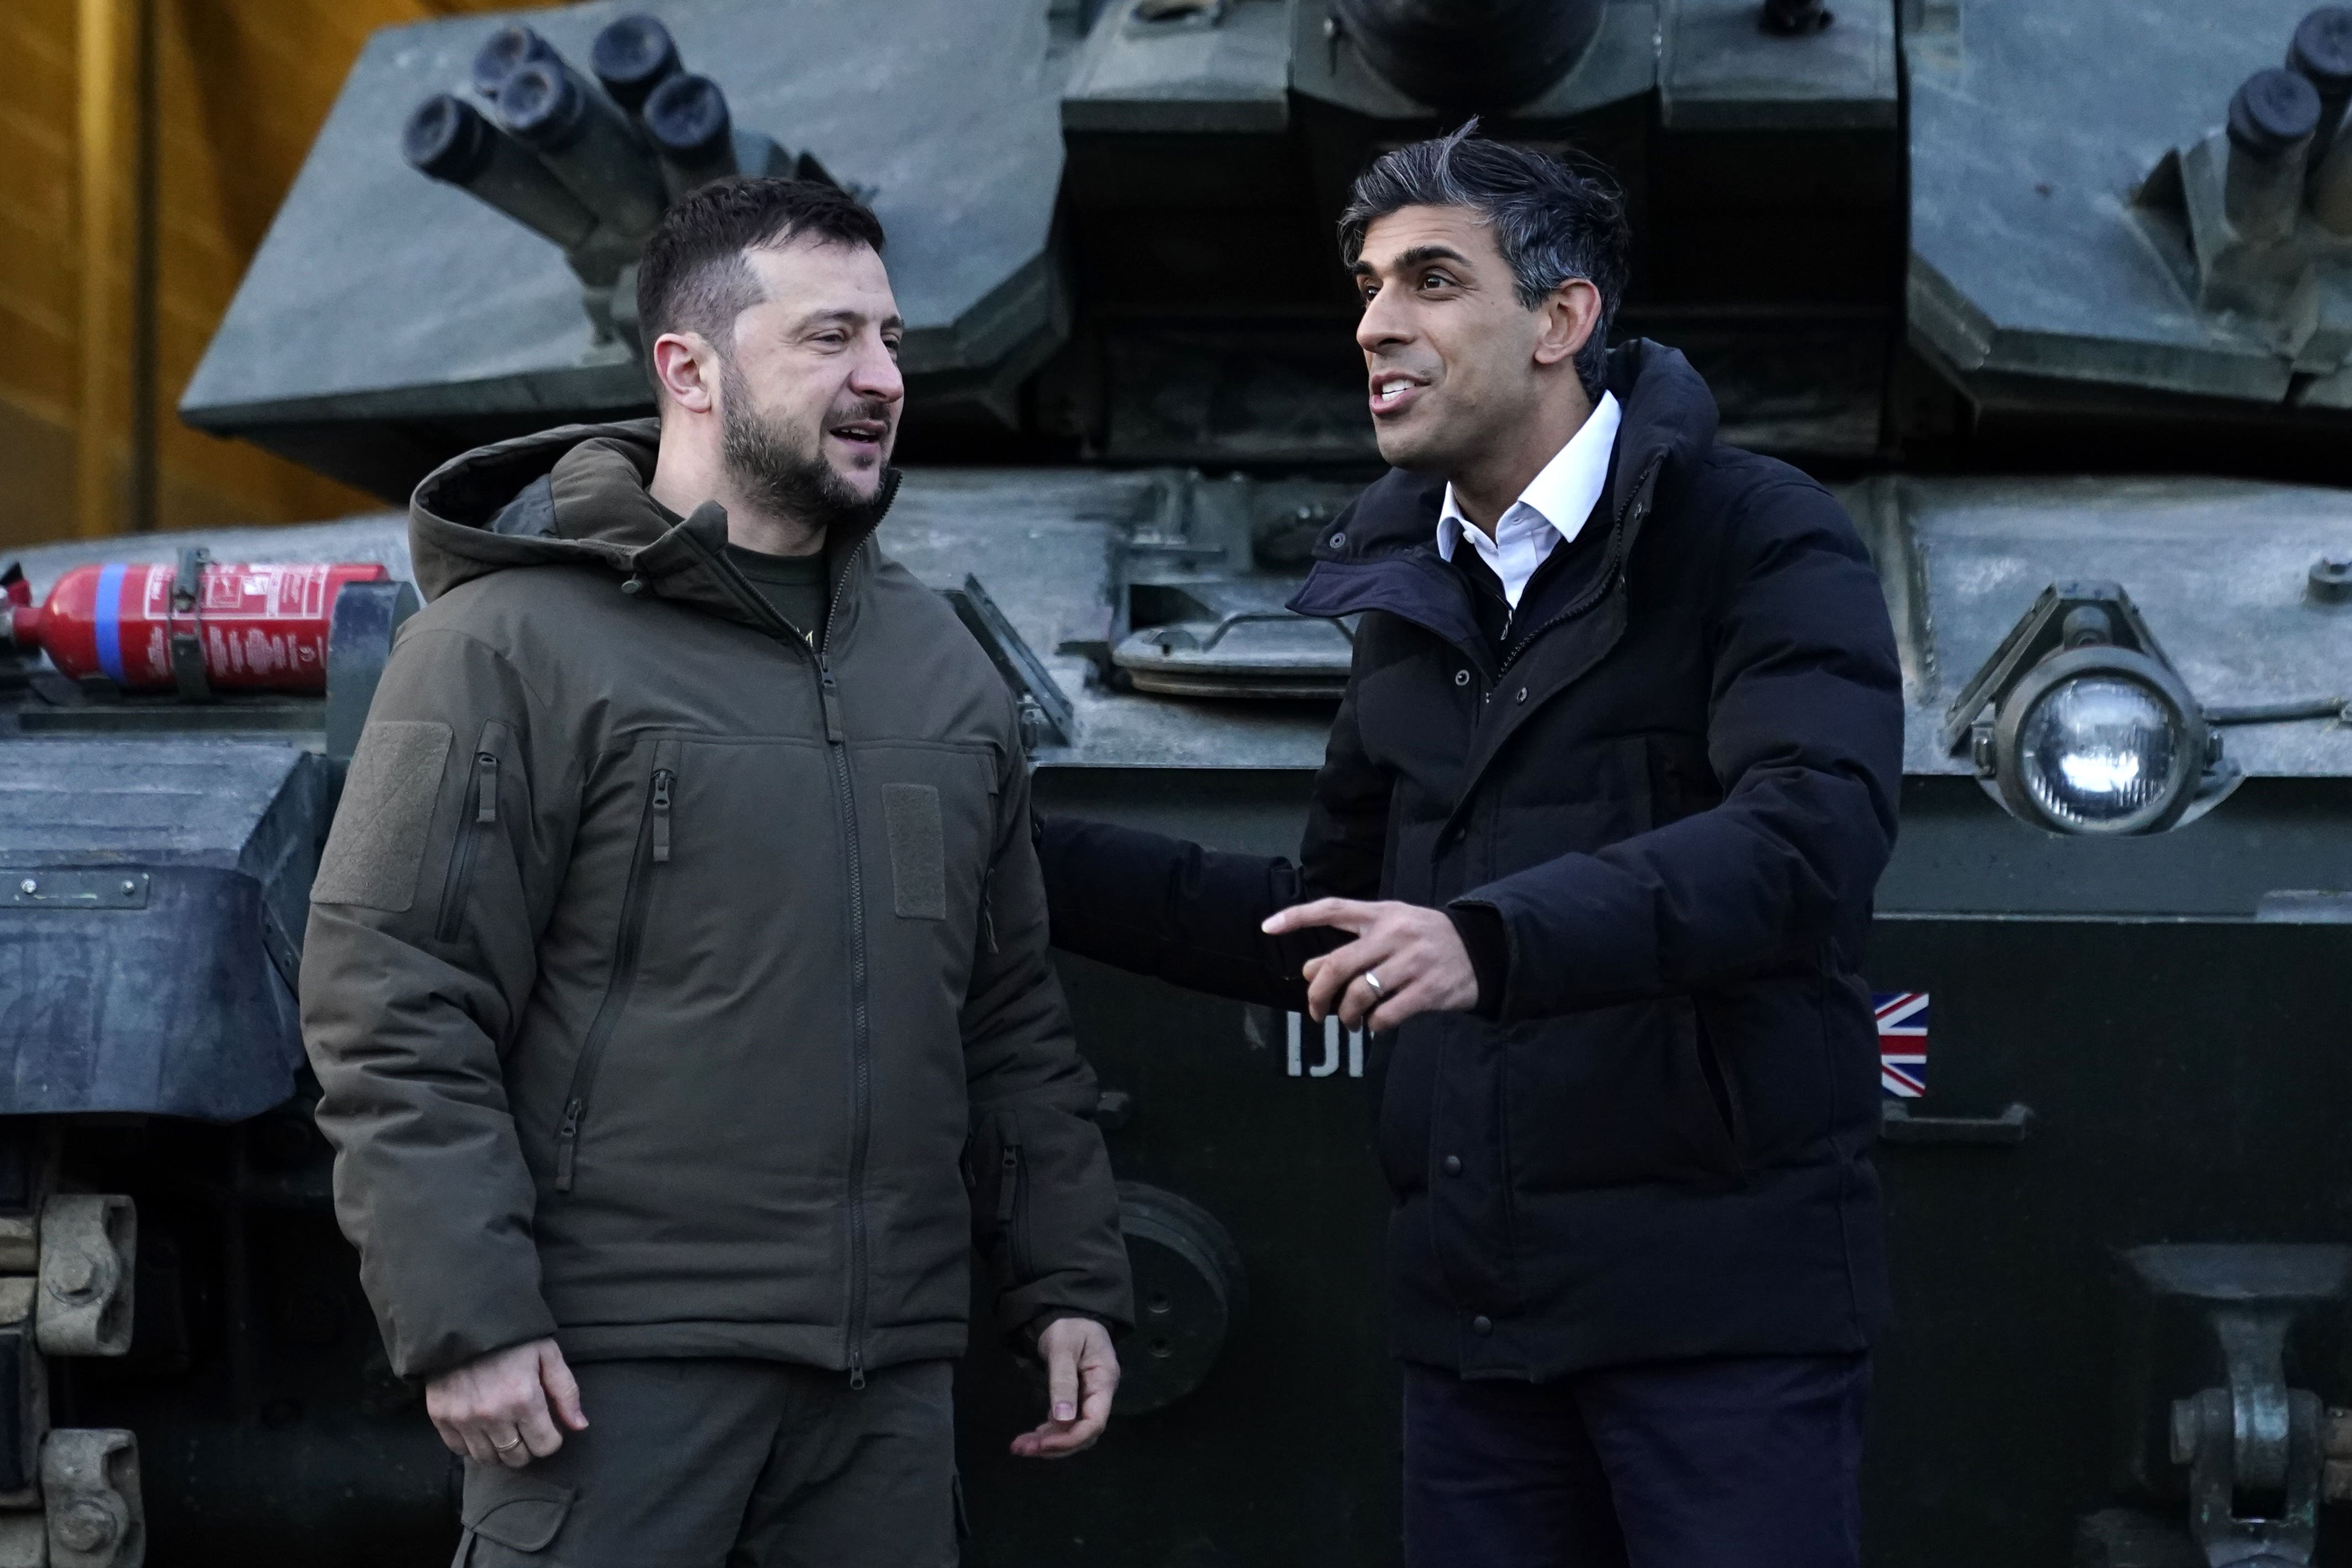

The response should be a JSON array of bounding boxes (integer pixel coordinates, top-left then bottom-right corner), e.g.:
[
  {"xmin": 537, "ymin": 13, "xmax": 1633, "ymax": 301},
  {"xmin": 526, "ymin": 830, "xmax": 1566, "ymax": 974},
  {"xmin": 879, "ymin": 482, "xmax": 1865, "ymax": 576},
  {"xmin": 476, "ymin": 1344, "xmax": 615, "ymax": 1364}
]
[{"xmin": 2, "ymin": 0, "xmax": 2350, "ymax": 1563}]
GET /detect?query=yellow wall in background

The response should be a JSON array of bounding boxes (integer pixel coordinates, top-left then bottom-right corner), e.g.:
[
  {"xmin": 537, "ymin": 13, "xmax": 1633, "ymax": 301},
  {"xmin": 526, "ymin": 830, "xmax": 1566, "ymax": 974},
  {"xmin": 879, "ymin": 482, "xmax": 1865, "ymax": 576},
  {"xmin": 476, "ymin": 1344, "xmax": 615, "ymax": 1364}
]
[{"xmin": 0, "ymin": 0, "xmax": 563, "ymax": 551}]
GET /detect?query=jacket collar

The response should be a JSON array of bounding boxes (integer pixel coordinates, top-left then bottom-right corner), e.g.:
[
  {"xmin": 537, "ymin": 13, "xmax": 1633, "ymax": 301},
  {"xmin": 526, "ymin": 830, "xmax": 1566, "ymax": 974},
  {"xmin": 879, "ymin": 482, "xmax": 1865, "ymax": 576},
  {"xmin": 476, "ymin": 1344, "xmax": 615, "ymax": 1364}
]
[
  {"xmin": 1435, "ymin": 390, "xmax": 1622, "ymax": 565},
  {"xmin": 1287, "ymin": 339, "xmax": 1718, "ymax": 632},
  {"xmin": 408, "ymin": 416, "xmax": 901, "ymax": 652}
]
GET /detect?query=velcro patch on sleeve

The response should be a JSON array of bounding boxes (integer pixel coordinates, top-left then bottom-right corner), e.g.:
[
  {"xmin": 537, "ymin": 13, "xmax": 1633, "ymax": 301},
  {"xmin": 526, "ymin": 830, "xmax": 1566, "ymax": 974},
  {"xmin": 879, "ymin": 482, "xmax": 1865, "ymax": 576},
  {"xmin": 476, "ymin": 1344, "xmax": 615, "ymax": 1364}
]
[
  {"xmin": 882, "ymin": 782, "xmax": 947, "ymax": 921},
  {"xmin": 312, "ymin": 720, "xmax": 455, "ymax": 911}
]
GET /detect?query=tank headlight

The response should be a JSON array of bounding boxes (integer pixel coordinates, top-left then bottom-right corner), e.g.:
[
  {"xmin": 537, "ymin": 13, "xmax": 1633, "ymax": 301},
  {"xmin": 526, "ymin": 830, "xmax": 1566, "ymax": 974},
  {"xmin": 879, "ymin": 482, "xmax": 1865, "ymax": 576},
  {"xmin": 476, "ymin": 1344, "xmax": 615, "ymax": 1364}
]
[
  {"xmin": 1994, "ymin": 648, "xmax": 2205, "ymax": 835},
  {"xmin": 1945, "ymin": 582, "xmax": 2239, "ymax": 837}
]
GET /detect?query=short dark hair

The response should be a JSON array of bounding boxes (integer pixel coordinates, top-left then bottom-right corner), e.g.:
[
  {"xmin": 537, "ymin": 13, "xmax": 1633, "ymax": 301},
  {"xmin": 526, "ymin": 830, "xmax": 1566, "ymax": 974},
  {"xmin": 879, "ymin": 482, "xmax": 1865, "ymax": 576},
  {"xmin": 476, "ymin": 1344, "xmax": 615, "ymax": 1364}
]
[
  {"xmin": 1337, "ymin": 123, "xmax": 1630, "ymax": 398},
  {"xmin": 636, "ymin": 177, "xmax": 886, "ymax": 355}
]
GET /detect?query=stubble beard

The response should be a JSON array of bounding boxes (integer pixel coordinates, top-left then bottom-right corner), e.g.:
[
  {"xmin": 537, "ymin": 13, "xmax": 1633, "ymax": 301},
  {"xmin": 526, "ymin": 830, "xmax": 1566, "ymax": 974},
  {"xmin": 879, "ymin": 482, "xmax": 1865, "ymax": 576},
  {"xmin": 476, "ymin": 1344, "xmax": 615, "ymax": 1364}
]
[{"xmin": 719, "ymin": 361, "xmax": 874, "ymax": 532}]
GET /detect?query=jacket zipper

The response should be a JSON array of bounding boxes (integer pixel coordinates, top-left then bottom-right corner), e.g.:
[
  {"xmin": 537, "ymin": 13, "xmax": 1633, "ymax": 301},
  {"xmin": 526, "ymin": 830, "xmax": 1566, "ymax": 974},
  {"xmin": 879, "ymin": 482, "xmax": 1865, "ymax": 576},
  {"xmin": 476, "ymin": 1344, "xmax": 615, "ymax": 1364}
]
[
  {"xmin": 1427, "ymin": 455, "xmax": 1667, "ymax": 849},
  {"xmin": 552, "ymin": 756, "xmax": 672, "ymax": 1192},
  {"xmin": 667, "ymin": 503, "xmax": 887, "ymax": 1389},
  {"xmin": 434, "ymin": 750, "xmax": 500, "ymax": 942},
  {"xmin": 1493, "ymin": 454, "xmax": 1664, "ymax": 682},
  {"xmin": 815, "ymin": 565, "xmax": 876, "ymax": 1392},
  {"xmin": 996, "ymin": 1130, "xmax": 1032, "ymax": 1282}
]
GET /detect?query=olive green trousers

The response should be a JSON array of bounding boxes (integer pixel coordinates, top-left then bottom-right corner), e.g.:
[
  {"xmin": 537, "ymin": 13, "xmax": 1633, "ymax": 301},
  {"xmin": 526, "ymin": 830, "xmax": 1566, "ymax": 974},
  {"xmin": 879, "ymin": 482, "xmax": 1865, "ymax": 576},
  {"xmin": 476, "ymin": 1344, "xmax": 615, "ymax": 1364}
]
[{"xmin": 452, "ymin": 1358, "xmax": 960, "ymax": 1568}]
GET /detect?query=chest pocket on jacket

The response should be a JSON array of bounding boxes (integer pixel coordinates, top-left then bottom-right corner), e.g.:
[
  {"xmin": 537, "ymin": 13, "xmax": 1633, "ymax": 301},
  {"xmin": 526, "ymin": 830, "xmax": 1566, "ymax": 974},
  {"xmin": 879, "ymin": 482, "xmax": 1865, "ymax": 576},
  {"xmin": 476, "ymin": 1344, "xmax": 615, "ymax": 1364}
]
[
  {"xmin": 627, "ymin": 737, "xmax": 844, "ymax": 1000},
  {"xmin": 434, "ymin": 718, "xmax": 523, "ymax": 942},
  {"xmin": 858, "ymin": 744, "xmax": 999, "ymax": 944},
  {"xmin": 883, "ymin": 783, "xmax": 947, "ymax": 920}
]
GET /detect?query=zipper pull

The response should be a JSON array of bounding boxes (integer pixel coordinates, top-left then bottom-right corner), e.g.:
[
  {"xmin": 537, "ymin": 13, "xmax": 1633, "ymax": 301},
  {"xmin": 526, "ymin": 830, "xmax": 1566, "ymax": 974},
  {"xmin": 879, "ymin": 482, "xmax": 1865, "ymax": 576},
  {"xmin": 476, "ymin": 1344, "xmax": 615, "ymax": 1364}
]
[
  {"xmin": 554, "ymin": 1097, "xmax": 584, "ymax": 1191},
  {"xmin": 818, "ymin": 658, "xmax": 845, "ymax": 744},
  {"xmin": 652, "ymin": 769, "xmax": 674, "ymax": 864},
  {"xmin": 474, "ymin": 754, "xmax": 499, "ymax": 825},
  {"xmin": 980, "ymin": 866, "xmax": 999, "ymax": 954},
  {"xmin": 996, "ymin": 1145, "xmax": 1021, "ymax": 1224},
  {"xmin": 848, "ymin": 1348, "xmax": 866, "ymax": 1392}
]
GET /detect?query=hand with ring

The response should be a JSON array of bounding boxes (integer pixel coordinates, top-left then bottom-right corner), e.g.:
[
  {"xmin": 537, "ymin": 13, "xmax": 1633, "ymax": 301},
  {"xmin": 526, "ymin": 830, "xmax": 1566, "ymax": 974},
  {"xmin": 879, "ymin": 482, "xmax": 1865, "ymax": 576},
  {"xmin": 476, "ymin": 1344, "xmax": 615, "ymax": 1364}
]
[
  {"xmin": 425, "ymin": 1337, "xmax": 590, "ymax": 1469},
  {"xmin": 1261, "ymin": 897, "xmax": 1481, "ymax": 1031}
]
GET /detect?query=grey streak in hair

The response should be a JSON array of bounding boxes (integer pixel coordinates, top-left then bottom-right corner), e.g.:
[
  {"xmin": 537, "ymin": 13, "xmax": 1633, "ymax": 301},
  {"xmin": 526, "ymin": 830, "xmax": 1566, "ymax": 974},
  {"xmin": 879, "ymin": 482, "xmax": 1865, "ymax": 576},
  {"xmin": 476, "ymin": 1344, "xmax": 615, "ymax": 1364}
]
[{"xmin": 1338, "ymin": 120, "xmax": 1631, "ymax": 398}]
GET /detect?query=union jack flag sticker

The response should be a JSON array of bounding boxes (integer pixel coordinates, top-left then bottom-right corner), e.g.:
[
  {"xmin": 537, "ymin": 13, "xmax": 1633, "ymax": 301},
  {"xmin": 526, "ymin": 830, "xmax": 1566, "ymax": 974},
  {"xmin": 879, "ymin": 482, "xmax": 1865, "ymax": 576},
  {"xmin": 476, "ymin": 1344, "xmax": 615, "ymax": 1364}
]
[{"xmin": 1874, "ymin": 992, "xmax": 1929, "ymax": 1099}]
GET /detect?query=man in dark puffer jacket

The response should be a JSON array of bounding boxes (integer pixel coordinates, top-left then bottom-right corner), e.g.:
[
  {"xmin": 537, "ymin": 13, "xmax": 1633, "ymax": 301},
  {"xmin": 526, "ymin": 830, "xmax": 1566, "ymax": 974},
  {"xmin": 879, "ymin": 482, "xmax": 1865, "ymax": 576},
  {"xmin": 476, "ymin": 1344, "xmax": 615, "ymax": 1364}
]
[{"xmin": 1039, "ymin": 128, "xmax": 1903, "ymax": 1568}]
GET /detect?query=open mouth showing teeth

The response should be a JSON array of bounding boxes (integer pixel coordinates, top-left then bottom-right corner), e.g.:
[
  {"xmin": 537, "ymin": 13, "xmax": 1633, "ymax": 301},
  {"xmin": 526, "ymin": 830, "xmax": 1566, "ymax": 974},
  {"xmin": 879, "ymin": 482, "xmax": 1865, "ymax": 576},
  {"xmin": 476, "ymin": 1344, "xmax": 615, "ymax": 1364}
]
[
  {"xmin": 830, "ymin": 422, "xmax": 886, "ymax": 445},
  {"xmin": 1369, "ymin": 376, "xmax": 1424, "ymax": 412}
]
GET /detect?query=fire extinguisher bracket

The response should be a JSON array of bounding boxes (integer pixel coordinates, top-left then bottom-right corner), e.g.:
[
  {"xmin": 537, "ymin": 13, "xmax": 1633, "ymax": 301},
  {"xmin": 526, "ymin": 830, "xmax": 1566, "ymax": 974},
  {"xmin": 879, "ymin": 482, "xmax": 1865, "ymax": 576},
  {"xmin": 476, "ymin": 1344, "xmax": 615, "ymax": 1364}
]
[{"xmin": 168, "ymin": 549, "xmax": 214, "ymax": 705}]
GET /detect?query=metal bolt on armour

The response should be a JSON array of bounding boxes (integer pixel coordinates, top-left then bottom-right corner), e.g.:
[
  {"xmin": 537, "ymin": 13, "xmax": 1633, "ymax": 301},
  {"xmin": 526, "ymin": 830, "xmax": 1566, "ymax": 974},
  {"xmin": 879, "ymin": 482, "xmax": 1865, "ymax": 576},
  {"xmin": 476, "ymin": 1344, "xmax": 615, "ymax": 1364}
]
[
  {"xmin": 50, "ymin": 1255, "xmax": 96, "ymax": 1300},
  {"xmin": 51, "ymin": 1498, "xmax": 119, "ymax": 1554}
]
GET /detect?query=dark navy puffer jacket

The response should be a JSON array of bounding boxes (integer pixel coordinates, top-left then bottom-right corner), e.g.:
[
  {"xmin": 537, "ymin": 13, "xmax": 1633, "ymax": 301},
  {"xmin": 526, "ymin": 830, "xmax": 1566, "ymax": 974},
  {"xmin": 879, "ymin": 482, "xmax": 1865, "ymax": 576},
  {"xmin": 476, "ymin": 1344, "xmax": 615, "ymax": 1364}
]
[{"xmin": 1041, "ymin": 340, "xmax": 1904, "ymax": 1378}]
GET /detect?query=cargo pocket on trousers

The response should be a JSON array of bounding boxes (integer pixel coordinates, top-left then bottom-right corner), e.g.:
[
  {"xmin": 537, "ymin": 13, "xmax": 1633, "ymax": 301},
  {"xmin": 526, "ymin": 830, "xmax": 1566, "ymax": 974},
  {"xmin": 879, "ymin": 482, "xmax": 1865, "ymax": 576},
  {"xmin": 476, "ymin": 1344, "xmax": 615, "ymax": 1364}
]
[{"xmin": 454, "ymin": 1465, "xmax": 575, "ymax": 1563}]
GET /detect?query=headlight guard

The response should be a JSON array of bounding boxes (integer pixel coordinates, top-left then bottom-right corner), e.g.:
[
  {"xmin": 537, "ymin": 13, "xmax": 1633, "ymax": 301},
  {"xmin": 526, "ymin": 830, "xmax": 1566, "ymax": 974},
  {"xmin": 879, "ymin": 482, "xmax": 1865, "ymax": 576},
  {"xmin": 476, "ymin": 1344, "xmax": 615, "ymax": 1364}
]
[{"xmin": 1943, "ymin": 581, "xmax": 2240, "ymax": 836}]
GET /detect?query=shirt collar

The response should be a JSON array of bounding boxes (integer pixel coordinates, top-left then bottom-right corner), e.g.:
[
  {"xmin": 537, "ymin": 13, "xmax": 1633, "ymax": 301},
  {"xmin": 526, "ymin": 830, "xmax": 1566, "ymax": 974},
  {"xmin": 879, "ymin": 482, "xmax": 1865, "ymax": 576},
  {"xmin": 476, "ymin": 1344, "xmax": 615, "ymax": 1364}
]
[{"xmin": 1435, "ymin": 391, "xmax": 1622, "ymax": 561}]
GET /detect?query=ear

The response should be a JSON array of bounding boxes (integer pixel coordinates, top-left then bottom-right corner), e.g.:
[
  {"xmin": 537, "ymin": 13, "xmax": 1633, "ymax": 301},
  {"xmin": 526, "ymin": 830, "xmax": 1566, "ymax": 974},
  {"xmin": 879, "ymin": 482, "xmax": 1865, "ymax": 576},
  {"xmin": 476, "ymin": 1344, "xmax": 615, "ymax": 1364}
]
[
  {"xmin": 651, "ymin": 330, "xmax": 719, "ymax": 414},
  {"xmin": 1531, "ymin": 278, "xmax": 1602, "ymax": 370}
]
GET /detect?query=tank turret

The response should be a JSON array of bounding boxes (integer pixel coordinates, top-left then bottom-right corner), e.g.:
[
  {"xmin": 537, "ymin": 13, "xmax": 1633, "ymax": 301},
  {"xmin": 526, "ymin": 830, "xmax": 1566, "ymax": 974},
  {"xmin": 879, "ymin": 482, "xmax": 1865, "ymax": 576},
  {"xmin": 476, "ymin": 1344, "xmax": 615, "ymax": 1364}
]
[
  {"xmin": 179, "ymin": 1, "xmax": 1065, "ymax": 501},
  {"xmin": 1323, "ymin": 0, "xmax": 1608, "ymax": 111}
]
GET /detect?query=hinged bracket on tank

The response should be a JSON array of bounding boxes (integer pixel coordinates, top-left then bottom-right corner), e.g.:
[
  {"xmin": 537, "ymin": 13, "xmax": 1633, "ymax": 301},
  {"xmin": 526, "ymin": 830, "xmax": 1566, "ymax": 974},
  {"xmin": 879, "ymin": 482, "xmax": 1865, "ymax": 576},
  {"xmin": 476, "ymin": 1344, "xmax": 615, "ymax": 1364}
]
[
  {"xmin": 34, "ymin": 1197, "xmax": 135, "ymax": 1362},
  {"xmin": 939, "ymin": 578, "xmax": 1074, "ymax": 752},
  {"xmin": 2105, "ymin": 1245, "xmax": 2352, "ymax": 1568},
  {"xmin": 1072, "ymin": 473, "xmax": 1355, "ymax": 702},
  {"xmin": 39, "ymin": 1429, "xmax": 144, "ymax": 1568}
]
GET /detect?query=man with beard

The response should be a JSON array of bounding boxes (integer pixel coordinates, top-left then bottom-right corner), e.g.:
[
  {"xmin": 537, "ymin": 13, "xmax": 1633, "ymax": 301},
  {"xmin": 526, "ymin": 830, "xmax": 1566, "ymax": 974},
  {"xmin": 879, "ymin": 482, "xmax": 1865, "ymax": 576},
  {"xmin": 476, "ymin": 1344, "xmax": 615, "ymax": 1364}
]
[
  {"xmin": 300, "ymin": 178, "xmax": 1131, "ymax": 1568},
  {"xmin": 1039, "ymin": 128, "xmax": 1901, "ymax": 1566}
]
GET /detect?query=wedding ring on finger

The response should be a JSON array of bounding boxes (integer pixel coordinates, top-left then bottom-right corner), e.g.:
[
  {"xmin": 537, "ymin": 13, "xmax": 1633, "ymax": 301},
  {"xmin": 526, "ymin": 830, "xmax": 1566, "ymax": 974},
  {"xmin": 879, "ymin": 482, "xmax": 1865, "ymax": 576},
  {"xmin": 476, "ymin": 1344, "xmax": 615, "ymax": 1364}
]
[
  {"xmin": 492, "ymin": 1434, "xmax": 523, "ymax": 1453},
  {"xmin": 1363, "ymin": 970, "xmax": 1385, "ymax": 999}
]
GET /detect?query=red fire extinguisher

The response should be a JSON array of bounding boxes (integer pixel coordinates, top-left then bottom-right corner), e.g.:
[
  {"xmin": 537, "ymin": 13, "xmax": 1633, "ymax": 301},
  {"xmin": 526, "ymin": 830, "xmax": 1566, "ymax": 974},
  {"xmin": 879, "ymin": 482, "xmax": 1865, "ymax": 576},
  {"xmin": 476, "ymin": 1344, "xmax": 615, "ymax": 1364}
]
[{"xmin": 3, "ymin": 550, "xmax": 391, "ymax": 697}]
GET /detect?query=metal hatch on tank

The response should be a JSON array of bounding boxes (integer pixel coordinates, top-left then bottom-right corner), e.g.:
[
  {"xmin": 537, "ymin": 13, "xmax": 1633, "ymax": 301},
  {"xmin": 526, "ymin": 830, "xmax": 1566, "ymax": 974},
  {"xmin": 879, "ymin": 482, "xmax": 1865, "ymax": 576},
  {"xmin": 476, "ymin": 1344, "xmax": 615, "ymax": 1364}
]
[{"xmin": 1, "ymin": 0, "xmax": 2349, "ymax": 1564}]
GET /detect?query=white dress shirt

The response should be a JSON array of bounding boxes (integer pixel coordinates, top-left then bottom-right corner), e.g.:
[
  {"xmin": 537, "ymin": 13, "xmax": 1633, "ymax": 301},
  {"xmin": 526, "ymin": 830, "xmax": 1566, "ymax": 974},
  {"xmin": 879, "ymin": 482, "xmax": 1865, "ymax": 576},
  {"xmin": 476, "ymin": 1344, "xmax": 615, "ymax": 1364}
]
[{"xmin": 1435, "ymin": 391, "xmax": 1622, "ymax": 612}]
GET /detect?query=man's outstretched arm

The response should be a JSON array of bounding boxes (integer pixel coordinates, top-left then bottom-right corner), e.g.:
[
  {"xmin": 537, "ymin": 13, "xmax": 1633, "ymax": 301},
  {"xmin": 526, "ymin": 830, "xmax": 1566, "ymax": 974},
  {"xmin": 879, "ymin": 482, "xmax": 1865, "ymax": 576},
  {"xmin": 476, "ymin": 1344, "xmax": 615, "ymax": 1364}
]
[
  {"xmin": 1033, "ymin": 652, "xmax": 1391, "ymax": 1008},
  {"xmin": 1034, "ymin": 816, "xmax": 1318, "ymax": 1009}
]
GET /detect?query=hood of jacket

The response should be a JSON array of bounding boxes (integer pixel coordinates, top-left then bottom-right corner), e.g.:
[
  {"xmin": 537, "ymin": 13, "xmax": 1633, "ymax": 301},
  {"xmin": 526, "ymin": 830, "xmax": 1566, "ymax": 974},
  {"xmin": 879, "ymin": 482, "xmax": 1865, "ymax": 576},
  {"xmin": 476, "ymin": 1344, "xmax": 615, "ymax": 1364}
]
[
  {"xmin": 407, "ymin": 417, "xmax": 901, "ymax": 633},
  {"xmin": 1295, "ymin": 339, "xmax": 1721, "ymax": 583}
]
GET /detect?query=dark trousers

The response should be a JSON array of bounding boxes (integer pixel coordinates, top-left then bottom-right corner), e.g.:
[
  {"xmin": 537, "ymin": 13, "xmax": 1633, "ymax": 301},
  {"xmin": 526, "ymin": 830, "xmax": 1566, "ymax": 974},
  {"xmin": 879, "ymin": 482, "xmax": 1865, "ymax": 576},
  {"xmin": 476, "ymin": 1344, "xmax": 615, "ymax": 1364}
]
[
  {"xmin": 1401, "ymin": 1353, "xmax": 1869, "ymax": 1568},
  {"xmin": 453, "ymin": 1358, "xmax": 959, "ymax": 1568}
]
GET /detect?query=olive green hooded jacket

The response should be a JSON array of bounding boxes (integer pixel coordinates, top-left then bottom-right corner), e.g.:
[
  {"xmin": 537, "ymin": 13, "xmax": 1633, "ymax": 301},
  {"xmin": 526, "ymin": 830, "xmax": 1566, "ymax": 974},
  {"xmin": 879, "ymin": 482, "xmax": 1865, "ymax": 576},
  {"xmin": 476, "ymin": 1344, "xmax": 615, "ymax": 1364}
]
[{"xmin": 300, "ymin": 419, "xmax": 1131, "ymax": 1382}]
